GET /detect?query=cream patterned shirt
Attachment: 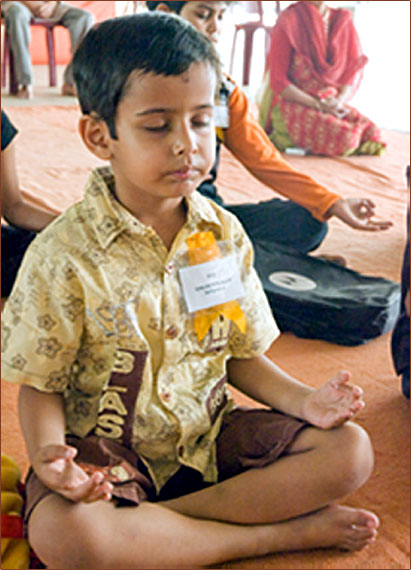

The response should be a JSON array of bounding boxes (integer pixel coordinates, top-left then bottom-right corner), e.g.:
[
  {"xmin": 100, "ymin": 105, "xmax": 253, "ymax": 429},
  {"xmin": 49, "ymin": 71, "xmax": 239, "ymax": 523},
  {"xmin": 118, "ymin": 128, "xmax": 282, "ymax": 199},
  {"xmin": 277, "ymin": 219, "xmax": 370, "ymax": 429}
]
[{"xmin": 1, "ymin": 167, "xmax": 279, "ymax": 490}]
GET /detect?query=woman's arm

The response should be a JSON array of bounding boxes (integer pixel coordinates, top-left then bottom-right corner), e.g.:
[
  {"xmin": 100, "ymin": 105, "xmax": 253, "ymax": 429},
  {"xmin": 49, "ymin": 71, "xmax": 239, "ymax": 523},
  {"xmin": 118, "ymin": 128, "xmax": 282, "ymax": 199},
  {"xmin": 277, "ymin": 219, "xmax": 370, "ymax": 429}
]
[
  {"xmin": 280, "ymin": 84, "xmax": 352, "ymax": 114},
  {"xmin": 280, "ymin": 83, "xmax": 322, "ymax": 111},
  {"xmin": 1, "ymin": 140, "xmax": 57, "ymax": 231}
]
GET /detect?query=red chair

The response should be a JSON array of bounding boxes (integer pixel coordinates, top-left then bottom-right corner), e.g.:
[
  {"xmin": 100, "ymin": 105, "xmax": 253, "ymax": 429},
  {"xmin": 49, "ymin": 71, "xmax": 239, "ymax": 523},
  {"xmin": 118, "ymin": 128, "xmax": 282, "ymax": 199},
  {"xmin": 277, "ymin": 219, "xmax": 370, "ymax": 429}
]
[
  {"xmin": 2, "ymin": 17, "xmax": 60, "ymax": 94},
  {"xmin": 229, "ymin": 1, "xmax": 275, "ymax": 86}
]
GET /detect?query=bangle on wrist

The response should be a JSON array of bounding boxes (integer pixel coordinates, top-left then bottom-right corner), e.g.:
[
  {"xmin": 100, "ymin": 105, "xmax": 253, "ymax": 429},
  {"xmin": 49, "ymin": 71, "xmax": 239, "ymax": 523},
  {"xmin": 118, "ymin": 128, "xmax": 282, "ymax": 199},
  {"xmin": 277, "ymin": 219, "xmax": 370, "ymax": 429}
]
[{"xmin": 314, "ymin": 99, "xmax": 321, "ymax": 111}]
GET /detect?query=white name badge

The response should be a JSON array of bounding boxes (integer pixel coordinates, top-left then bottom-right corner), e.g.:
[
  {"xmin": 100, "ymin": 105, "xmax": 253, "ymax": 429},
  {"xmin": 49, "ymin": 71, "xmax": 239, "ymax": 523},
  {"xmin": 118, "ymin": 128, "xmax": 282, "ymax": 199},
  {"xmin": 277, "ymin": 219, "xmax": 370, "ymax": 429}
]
[
  {"xmin": 213, "ymin": 104, "xmax": 230, "ymax": 129},
  {"xmin": 179, "ymin": 255, "xmax": 245, "ymax": 313}
]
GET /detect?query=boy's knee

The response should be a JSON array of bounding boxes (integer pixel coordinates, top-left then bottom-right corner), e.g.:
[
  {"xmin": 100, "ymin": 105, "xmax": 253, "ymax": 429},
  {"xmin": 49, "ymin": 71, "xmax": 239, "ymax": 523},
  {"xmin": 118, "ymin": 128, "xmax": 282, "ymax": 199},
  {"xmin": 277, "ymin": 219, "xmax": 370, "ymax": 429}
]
[
  {"xmin": 332, "ymin": 422, "xmax": 374, "ymax": 493},
  {"xmin": 29, "ymin": 502, "xmax": 102, "ymax": 569}
]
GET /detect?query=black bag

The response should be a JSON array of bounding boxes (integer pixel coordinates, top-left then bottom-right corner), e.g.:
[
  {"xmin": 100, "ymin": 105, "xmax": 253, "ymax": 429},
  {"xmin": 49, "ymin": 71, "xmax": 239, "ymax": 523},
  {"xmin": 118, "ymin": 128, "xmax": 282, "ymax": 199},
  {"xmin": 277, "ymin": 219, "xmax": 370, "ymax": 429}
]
[{"xmin": 253, "ymin": 240, "xmax": 401, "ymax": 346}]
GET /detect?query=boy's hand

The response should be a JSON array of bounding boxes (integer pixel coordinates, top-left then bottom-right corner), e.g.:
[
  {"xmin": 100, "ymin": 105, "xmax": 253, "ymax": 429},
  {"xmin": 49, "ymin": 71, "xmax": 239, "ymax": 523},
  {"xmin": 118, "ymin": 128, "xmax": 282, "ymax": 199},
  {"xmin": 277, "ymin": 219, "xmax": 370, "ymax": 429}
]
[
  {"xmin": 302, "ymin": 371, "xmax": 364, "ymax": 429},
  {"xmin": 327, "ymin": 198, "xmax": 393, "ymax": 231},
  {"xmin": 32, "ymin": 444, "xmax": 113, "ymax": 503}
]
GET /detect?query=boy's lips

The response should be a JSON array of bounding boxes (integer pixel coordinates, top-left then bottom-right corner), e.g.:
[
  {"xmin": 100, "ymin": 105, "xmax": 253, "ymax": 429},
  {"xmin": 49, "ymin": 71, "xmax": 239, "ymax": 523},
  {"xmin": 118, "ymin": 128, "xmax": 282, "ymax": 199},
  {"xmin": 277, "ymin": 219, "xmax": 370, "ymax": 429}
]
[{"xmin": 168, "ymin": 165, "xmax": 198, "ymax": 180}]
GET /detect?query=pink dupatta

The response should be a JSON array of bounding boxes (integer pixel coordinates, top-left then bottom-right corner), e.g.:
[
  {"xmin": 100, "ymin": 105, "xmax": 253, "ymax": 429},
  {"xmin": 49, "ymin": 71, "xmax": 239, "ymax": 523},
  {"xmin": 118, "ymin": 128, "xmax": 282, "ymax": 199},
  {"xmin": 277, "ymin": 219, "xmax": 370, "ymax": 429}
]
[{"xmin": 269, "ymin": 2, "xmax": 368, "ymax": 99}]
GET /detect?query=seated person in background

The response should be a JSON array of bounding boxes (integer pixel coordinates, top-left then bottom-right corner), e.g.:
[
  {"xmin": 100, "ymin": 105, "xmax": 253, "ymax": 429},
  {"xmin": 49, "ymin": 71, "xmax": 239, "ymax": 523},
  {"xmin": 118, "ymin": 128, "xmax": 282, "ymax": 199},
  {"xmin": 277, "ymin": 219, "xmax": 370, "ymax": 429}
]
[
  {"xmin": 258, "ymin": 1, "xmax": 386, "ymax": 157},
  {"xmin": 147, "ymin": 1, "xmax": 391, "ymax": 264},
  {"xmin": 1, "ymin": 14, "xmax": 379, "ymax": 569},
  {"xmin": 1, "ymin": 109, "xmax": 57, "ymax": 297},
  {"xmin": 1, "ymin": 1, "xmax": 94, "ymax": 99},
  {"xmin": 391, "ymin": 167, "xmax": 410, "ymax": 399}
]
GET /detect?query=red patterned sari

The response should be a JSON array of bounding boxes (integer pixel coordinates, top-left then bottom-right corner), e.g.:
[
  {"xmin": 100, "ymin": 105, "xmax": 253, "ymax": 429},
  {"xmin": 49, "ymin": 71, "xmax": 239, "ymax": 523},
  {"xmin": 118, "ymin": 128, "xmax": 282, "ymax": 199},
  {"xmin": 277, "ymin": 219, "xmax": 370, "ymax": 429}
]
[{"xmin": 258, "ymin": 2, "xmax": 386, "ymax": 156}]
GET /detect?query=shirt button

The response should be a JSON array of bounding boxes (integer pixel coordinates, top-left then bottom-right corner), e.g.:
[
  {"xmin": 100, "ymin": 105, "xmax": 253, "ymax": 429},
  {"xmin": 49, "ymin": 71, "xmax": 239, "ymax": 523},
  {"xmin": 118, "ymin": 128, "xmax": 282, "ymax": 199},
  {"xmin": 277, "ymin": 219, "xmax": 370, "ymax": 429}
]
[
  {"xmin": 165, "ymin": 263, "xmax": 174, "ymax": 274},
  {"xmin": 178, "ymin": 445, "xmax": 185, "ymax": 457},
  {"xmin": 165, "ymin": 325, "xmax": 178, "ymax": 339},
  {"xmin": 161, "ymin": 391, "xmax": 171, "ymax": 403}
]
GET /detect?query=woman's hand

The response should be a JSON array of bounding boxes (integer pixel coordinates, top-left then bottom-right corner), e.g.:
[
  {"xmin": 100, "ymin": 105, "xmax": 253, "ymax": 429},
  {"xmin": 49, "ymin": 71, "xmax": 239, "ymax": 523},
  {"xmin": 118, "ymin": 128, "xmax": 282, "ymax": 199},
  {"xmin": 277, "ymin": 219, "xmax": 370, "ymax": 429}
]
[
  {"xmin": 301, "ymin": 371, "xmax": 364, "ymax": 429},
  {"xmin": 319, "ymin": 97, "xmax": 348, "ymax": 118},
  {"xmin": 32, "ymin": 444, "xmax": 113, "ymax": 503},
  {"xmin": 326, "ymin": 198, "xmax": 393, "ymax": 231}
]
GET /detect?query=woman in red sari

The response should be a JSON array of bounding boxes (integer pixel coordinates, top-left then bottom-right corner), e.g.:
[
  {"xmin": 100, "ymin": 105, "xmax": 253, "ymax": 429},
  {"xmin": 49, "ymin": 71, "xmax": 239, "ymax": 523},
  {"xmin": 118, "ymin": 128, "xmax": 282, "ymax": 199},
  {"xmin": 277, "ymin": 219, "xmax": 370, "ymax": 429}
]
[{"xmin": 258, "ymin": 1, "xmax": 386, "ymax": 156}]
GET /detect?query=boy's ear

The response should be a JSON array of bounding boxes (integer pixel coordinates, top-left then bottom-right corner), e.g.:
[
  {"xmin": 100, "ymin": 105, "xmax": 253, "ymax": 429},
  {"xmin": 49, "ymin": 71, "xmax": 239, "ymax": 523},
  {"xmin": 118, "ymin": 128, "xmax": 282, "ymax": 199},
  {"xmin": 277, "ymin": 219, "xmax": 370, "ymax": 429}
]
[
  {"xmin": 78, "ymin": 115, "xmax": 114, "ymax": 160},
  {"xmin": 155, "ymin": 3, "xmax": 173, "ymax": 13}
]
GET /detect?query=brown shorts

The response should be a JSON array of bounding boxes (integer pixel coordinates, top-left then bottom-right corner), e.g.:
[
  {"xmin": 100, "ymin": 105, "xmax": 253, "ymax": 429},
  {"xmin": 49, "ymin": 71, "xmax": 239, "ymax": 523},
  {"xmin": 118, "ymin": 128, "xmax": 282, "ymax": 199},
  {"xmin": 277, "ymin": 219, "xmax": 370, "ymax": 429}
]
[{"xmin": 24, "ymin": 408, "xmax": 308, "ymax": 526}]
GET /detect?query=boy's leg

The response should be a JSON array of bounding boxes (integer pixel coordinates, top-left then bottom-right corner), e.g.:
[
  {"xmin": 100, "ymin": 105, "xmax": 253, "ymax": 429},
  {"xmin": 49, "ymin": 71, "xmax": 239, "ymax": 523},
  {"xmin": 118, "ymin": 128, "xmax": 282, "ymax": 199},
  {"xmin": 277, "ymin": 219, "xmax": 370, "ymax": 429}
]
[
  {"xmin": 225, "ymin": 200, "xmax": 328, "ymax": 254},
  {"xmin": 29, "ymin": 492, "xmax": 378, "ymax": 569},
  {"xmin": 162, "ymin": 421, "xmax": 374, "ymax": 524}
]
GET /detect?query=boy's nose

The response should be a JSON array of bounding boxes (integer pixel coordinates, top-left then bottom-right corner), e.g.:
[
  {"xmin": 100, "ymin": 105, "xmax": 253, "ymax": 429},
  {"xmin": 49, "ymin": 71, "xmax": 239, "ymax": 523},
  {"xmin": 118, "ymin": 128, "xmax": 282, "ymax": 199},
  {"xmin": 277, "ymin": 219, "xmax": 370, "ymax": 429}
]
[{"xmin": 172, "ymin": 130, "xmax": 198, "ymax": 156}]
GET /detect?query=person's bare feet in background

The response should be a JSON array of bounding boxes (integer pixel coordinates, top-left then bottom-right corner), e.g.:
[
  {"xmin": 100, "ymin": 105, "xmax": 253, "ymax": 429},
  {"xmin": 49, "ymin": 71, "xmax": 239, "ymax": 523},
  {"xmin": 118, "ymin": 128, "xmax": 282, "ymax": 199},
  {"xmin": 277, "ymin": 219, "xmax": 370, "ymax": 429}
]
[
  {"xmin": 17, "ymin": 85, "xmax": 33, "ymax": 99},
  {"xmin": 61, "ymin": 83, "xmax": 76, "ymax": 96}
]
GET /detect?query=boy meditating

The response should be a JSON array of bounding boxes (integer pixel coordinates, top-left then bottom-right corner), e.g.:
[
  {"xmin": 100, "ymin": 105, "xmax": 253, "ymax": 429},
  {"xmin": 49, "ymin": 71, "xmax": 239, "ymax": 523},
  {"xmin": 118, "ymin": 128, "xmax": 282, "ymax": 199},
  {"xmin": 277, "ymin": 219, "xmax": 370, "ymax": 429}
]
[{"xmin": 1, "ymin": 13, "xmax": 379, "ymax": 569}]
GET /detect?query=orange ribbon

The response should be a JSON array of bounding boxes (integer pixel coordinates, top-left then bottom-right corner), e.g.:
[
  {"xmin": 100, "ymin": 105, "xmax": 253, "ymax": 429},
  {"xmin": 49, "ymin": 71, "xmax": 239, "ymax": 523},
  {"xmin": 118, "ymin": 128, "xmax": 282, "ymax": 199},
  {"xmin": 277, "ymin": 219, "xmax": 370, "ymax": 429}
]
[{"xmin": 186, "ymin": 232, "xmax": 247, "ymax": 342}]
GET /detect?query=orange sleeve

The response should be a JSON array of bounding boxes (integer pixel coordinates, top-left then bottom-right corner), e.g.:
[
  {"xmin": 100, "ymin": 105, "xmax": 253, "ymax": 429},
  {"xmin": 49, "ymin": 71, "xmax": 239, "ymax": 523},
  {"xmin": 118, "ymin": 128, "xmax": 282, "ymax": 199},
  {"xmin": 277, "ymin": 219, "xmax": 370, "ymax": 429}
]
[{"xmin": 223, "ymin": 84, "xmax": 341, "ymax": 221}]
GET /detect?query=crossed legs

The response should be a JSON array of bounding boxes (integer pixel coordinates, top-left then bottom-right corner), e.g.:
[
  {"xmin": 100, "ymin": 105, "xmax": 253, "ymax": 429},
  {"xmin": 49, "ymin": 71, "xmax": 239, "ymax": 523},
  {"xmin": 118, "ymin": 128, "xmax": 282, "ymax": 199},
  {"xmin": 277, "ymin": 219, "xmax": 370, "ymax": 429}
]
[{"xmin": 28, "ymin": 422, "xmax": 378, "ymax": 569}]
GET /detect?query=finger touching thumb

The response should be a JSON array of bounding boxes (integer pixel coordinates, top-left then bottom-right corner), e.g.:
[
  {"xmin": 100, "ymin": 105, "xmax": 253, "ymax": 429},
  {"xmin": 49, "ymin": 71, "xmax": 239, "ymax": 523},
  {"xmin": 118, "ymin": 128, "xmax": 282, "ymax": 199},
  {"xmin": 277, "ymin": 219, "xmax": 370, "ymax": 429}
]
[{"xmin": 39, "ymin": 444, "xmax": 78, "ymax": 463}]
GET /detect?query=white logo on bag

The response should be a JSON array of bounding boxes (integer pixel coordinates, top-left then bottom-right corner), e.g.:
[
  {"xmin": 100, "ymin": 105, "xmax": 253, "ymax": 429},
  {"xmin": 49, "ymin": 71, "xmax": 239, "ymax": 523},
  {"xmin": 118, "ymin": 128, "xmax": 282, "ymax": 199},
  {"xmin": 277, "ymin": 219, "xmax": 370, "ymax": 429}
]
[{"xmin": 268, "ymin": 272, "xmax": 317, "ymax": 292}]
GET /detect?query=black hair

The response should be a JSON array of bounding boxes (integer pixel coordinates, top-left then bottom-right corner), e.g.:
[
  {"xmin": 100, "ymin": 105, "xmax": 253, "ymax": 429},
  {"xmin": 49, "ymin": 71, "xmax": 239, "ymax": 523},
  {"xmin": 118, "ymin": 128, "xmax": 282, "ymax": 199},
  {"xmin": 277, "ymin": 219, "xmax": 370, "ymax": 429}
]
[
  {"xmin": 146, "ymin": 2, "xmax": 234, "ymax": 13},
  {"xmin": 146, "ymin": 1, "xmax": 186, "ymax": 13},
  {"xmin": 73, "ymin": 12, "xmax": 221, "ymax": 139}
]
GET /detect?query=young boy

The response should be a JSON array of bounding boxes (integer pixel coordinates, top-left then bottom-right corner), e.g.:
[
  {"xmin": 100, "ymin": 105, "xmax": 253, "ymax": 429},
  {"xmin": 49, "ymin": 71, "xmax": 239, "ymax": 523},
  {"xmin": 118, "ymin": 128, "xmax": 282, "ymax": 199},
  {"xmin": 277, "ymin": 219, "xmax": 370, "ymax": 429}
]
[
  {"xmin": 147, "ymin": 1, "xmax": 392, "ymax": 258},
  {"xmin": 1, "ymin": 13, "xmax": 379, "ymax": 569}
]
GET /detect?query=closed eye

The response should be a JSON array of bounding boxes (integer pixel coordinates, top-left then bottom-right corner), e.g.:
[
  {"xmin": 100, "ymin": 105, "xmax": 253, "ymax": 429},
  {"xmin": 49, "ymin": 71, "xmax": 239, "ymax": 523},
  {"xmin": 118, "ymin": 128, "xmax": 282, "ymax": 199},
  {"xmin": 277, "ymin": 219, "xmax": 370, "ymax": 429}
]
[
  {"xmin": 144, "ymin": 123, "xmax": 169, "ymax": 132},
  {"xmin": 192, "ymin": 118, "xmax": 212, "ymax": 129},
  {"xmin": 195, "ymin": 9, "xmax": 212, "ymax": 20}
]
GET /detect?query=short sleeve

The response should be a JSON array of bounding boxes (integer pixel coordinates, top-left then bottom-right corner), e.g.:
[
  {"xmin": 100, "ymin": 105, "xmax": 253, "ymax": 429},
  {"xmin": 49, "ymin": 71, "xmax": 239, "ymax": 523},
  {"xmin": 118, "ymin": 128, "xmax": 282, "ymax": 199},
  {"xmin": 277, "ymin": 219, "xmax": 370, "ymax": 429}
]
[
  {"xmin": 1, "ymin": 110, "xmax": 18, "ymax": 151},
  {"xmin": 1, "ymin": 244, "xmax": 84, "ymax": 393}
]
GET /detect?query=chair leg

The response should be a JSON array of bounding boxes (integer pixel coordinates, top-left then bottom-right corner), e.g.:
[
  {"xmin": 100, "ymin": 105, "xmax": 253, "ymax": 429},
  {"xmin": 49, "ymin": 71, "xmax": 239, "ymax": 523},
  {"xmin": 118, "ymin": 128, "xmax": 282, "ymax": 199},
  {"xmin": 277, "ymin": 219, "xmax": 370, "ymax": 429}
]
[
  {"xmin": 45, "ymin": 27, "xmax": 56, "ymax": 87},
  {"xmin": 229, "ymin": 29, "xmax": 238, "ymax": 77},
  {"xmin": 2, "ymin": 33, "xmax": 8, "ymax": 88},
  {"xmin": 242, "ymin": 28, "xmax": 254, "ymax": 86},
  {"xmin": 9, "ymin": 47, "xmax": 19, "ymax": 94},
  {"xmin": 3, "ymin": 29, "xmax": 19, "ymax": 94},
  {"xmin": 264, "ymin": 29, "xmax": 271, "ymax": 72}
]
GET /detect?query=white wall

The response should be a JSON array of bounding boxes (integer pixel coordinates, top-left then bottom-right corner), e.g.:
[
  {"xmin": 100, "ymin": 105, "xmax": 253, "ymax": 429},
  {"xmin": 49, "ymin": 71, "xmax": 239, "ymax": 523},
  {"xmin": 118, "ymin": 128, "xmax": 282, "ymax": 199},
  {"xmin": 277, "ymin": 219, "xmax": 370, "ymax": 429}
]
[{"xmin": 350, "ymin": 1, "xmax": 410, "ymax": 132}]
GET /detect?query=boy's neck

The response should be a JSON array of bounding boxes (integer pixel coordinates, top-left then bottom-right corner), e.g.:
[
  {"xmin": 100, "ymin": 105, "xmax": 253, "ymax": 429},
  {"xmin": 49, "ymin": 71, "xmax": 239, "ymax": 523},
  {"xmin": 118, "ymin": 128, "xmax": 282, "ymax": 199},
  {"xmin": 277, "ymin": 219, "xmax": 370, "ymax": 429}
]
[{"xmin": 130, "ymin": 198, "xmax": 188, "ymax": 251}]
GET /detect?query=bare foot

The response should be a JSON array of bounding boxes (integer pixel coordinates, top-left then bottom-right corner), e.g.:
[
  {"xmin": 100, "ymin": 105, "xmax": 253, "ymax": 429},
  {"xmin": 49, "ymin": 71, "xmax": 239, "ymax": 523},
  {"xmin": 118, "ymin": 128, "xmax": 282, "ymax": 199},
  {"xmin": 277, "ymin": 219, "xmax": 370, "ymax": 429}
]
[
  {"xmin": 61, "ymin": 83, "xmax": 76, "ymax": 97},
  {"xmin": 17, "ymin": 85, "xmax": 33, "ymax": 99},
  {"xmin": 270, "ymin": 504, "xmax": 379, "ymax": 553}
]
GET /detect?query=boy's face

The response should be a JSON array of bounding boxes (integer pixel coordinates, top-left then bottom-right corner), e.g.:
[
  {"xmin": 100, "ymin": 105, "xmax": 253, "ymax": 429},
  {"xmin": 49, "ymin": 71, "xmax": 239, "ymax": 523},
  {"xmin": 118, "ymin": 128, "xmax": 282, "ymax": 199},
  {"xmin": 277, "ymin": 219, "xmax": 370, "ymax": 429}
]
[
  {"xmin": 177, "ymin": 2, "xmax": 228, "ymax": 44},
  {"xmin": 107, "ymin": 62, "xmax": 216, "ymax": 210}
]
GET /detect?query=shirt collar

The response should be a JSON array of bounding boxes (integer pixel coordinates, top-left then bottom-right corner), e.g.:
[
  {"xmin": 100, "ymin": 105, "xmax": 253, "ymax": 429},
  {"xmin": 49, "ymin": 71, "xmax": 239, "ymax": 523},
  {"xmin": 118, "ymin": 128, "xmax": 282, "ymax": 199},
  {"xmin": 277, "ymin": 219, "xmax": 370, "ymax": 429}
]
[{"xmin": 84, "ymin": 167, "xmax": 224, "ymax": 250}]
